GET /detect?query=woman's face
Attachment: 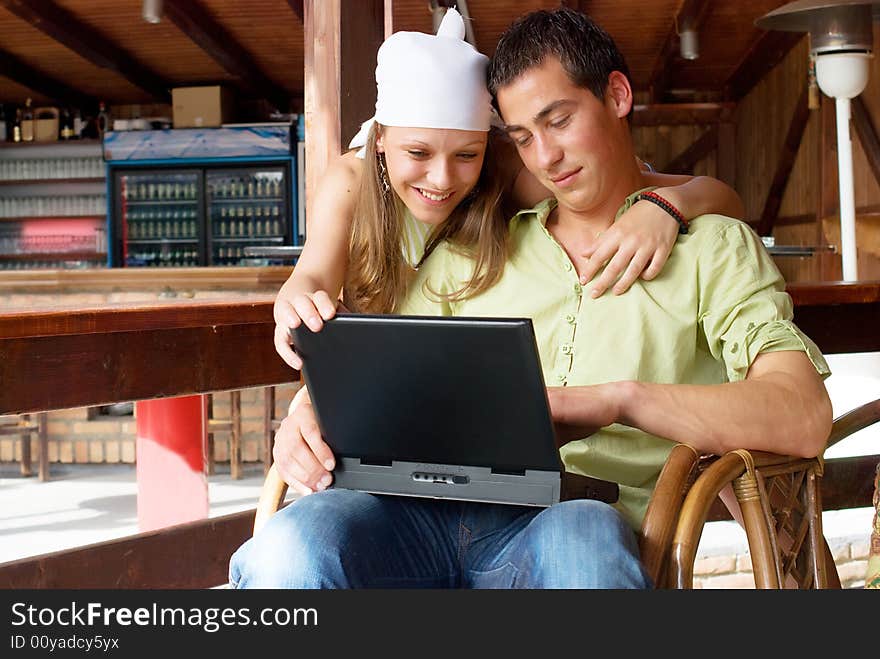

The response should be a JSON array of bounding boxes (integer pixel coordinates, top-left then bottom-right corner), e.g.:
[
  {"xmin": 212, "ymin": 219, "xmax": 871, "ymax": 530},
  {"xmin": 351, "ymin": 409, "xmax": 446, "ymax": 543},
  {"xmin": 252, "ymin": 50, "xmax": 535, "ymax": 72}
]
[{"xmin": 377, "ymin": 126, "xmax": 488, "ymax": 225}]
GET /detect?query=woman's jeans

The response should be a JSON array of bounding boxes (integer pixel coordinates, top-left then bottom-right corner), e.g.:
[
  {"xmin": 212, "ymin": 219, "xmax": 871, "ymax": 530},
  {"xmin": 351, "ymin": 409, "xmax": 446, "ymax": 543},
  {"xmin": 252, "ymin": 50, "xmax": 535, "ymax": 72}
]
[{"xmin": 229, "ymin": 488, "xmax": 650, "ymax": 589}]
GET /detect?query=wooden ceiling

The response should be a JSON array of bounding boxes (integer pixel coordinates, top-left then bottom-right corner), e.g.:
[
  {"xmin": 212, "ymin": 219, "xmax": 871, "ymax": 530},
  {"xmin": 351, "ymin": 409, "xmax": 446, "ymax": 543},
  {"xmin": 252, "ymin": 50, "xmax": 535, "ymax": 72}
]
[{"xmin": 0, "ymin": 0, "xmax": 807, "ymax": 111}]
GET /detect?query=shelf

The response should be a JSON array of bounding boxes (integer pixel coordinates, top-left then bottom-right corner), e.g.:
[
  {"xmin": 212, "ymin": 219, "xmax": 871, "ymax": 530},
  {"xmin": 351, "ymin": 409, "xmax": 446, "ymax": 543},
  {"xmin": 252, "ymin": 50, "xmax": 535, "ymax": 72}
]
[
  {"xmin": 766, "ymin": 245, "xmax": 836, "ymax": 257},
  {"xmin": 0, "ymin": 215, "xmax": 105, "ymax": 223},
  {"xmin": 0, "ymin": 177, "xmax": 105, "ymax": 186},
  {"xmin": 126, "ymin": 239, "xmax": 198, "ymax": 245},
  {"xmin": 0, "ymin": 252, "xmax": 106, "ymax": 262},
  {"xmin": 124, "ymin": 199, "xmax": 198, "ymax": 206},
  {"xmin": 242, "ymin": 245, "xmax": 303, "ymax": 258},
  {"xmin": 211, "ymin": 236, "xmax": 285, "ymax": 243},
  {"xmin": 209, "ymin": 197, "xmax": 284, "ymax": 204},
  {"xmin": 0, "ymin": 139, "xmax": 102, "ymax": 150}
]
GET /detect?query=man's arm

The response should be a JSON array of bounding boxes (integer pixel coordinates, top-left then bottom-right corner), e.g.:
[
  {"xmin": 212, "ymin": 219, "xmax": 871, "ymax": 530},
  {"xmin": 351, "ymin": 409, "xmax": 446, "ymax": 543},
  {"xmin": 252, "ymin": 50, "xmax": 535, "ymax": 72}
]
[{"xmin": 548, "ymin": 350, "xmax": 832, "ymax": 458}]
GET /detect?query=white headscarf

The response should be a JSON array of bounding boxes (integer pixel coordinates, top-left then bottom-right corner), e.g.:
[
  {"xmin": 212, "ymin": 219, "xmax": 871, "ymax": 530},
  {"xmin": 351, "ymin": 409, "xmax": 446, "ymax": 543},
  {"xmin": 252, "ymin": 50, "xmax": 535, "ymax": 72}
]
[{"xmin": 348, "ymin": 8, "xmax": 494, "ymax": 158}]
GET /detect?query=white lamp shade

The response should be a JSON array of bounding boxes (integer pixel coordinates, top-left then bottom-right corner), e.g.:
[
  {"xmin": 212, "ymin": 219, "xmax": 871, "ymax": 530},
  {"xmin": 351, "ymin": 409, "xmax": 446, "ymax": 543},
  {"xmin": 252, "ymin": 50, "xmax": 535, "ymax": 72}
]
[{"xmin": 815, "ymin": 51, "xmax": 872, "ymax": 98}]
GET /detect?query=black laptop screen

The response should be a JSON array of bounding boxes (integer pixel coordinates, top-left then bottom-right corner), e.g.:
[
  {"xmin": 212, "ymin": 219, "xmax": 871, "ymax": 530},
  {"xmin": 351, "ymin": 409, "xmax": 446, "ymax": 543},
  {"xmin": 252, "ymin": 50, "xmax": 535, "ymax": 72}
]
[{"xmin": 291, "ymin": 314, "xmax": 562, "ymax": 474}]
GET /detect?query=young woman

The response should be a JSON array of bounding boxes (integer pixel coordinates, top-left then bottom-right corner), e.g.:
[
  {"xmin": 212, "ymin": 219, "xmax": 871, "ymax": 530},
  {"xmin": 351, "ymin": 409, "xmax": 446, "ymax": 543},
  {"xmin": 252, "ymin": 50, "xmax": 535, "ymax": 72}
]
[{"xmin": 273, "ymin": 9, "xmax": 744, "ymax": 370}]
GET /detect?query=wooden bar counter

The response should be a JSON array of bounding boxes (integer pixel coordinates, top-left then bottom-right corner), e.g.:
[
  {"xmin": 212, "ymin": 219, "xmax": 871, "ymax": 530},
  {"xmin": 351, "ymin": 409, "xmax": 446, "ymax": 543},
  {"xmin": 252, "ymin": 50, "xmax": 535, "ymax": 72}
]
[{"xmin": 0, "ymin": 275, "xmax": 877, "ymax": 588}]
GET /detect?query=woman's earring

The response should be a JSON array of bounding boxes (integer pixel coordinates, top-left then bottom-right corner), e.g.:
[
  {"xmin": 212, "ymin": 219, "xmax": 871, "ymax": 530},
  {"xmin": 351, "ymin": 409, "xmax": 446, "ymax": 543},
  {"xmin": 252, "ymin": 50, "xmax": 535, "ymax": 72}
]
[{"xmin": 377, "ymin": 153, "xmax": 390, "ymax": 196}]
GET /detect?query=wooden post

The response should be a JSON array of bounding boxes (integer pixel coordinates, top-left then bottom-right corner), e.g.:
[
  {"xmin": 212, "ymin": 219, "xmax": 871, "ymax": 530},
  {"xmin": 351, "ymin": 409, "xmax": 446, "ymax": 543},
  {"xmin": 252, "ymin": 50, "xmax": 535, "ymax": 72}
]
[
  {"xmin": 717, "ymin": 121, "xmax": 736, "ymax": 190},
  {"xmin": 302, "ymin": 0, "xmax": 384, "ymax": 231},
  {"xmin": 817, "ymin": 93, "xmax": 842, "ymax": 280},
  {"xmin": 384, "ymin": 0, "xmax": 396, "ymax": 38}
]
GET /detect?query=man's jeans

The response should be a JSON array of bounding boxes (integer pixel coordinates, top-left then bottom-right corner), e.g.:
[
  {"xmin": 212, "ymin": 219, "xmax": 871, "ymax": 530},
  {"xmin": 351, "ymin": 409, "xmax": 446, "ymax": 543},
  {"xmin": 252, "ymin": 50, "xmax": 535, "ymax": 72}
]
[{"xmin": 229, "ymin": 488, "xmax": 650, "ymax": 589}]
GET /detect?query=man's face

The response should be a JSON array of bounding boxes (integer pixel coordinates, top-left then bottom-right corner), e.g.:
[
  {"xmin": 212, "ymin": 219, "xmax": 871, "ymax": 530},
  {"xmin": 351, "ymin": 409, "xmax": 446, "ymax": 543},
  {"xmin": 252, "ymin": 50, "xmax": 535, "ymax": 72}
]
[{"xmin": 496, "ymin": 57, "xmax": 630, "ymax": 214}]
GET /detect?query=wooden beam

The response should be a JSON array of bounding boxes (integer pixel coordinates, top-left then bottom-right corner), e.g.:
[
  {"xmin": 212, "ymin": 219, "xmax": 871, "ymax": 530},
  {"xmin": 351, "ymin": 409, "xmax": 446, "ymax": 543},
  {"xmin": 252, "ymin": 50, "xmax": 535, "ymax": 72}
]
[
  {"xmin": 725, "ymin": 31, "xmax": 804, "ymax": 101},
  {"xmin": 164, "ymin": 0, "xmax": 290, "ymax": 111},
  {"xmin": 0, "ymin": 48, "xmax": 95, "ymax": 108},
  {"xmin": 0, "ymin": 0, "xmax": 170, "ymax": 102},
  {"xmin": 0, "ymin": 301, "xmax": 293, "ymax": 416},
  {"xmin": 286, "ymin": 0, "xmax": 304, "ymax": 23},
  {"xmin": 303, "ymin": 0, "xmax": 383, "ymax": 227},
  {"xmin": 756, "ymin": 85, "xmax": 811, "ymax": 237},
  {"xmin": 775, "ymin": 207, "xmax": 880, "ymax": 228},
  {"xmin": 631, "ymin": 102, "xmax": 735, "ymax": 127},
  {"xmin": 852, "ymin": 96, "xmax": 880, "ymax": 189},
  {"xmin": 0, "ymin": 509, "xmax": 255, "ymax": 588},
  {"xmin": 648, "ymin": 0, "xmax": 712, "ymax": 103},
  {"xmin": 664, "ymin": 124, "xmax": 718, "ymax": 175}
]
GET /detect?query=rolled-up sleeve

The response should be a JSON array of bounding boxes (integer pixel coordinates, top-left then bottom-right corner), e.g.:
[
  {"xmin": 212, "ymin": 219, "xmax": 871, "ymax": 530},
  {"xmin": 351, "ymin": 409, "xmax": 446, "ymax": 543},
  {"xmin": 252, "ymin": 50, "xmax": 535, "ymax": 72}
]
[{"xmin": 697, "ymin": 221, "xmax": 830, "ymax": 383}]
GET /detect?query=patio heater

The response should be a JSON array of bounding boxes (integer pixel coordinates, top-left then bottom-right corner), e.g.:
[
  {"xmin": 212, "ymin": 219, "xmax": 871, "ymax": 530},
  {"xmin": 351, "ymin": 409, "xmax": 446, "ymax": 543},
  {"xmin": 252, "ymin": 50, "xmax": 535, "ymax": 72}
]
[{"xmin": 756, "ymin": 0, "xmax": 879, "ymax": 281}]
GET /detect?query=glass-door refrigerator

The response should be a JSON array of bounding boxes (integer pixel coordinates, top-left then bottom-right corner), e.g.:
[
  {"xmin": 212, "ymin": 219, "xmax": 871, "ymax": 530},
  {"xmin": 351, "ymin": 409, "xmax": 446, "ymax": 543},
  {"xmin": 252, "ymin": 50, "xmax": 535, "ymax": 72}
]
[{"xmin": 103, "ymin": 125, "xmax": 297, "ymax": 267}]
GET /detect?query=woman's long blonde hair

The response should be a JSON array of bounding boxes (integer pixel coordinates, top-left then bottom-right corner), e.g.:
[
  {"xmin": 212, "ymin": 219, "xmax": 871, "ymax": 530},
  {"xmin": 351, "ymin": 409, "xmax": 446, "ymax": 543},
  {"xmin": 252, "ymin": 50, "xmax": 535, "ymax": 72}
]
[{"xmin": 345, "ymin": 123, "xmax": 511, "ymax": 314}]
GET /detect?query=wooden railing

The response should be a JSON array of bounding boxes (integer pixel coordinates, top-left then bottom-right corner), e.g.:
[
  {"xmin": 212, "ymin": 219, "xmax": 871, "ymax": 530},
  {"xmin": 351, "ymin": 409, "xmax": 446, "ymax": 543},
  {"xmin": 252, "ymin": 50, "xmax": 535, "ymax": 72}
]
[{"xmin": 0, "ymin": 281, "xmax": 878, "ymax": 588}]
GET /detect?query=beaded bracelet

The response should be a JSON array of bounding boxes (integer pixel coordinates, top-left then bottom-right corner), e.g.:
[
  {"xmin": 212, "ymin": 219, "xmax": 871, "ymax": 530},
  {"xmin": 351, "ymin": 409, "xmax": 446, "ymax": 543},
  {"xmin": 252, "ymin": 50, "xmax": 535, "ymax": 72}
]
[{"xmin": 635, "ymin": 190, "xmax": 689, "ymax": 235}]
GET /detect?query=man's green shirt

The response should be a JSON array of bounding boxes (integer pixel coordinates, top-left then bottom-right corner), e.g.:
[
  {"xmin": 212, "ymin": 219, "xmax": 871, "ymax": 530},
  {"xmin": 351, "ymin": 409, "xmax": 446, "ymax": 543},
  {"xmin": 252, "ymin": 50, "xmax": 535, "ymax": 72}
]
[{"xmin": 399, "ymin": 193, "xmax": 829, "ymax": 529}]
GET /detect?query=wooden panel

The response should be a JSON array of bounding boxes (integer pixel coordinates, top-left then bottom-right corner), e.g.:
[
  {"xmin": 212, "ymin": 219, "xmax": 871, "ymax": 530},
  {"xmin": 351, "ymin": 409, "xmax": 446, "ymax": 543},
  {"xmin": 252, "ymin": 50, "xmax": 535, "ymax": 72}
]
[
  {"xmin": 0, "ymin": 509, "xmax": 255, "ymax": 588},
  {"xmin": 0, "ymin": 3, "xmax": 149, "ymax": 103},
  {"xmin": 788, "ymin": 281, "xmax": 880, "ymax": 355},
  {"xmin": 0, "ymin": 1, "xmax": 852, "ymax": 107},
  {"xmin": 0, "ymin": 265, "xmax": 290, "ymax": 294},
  {"xmin": 0, "ymin": 300, "xmax": 296, "ymax": 415}
]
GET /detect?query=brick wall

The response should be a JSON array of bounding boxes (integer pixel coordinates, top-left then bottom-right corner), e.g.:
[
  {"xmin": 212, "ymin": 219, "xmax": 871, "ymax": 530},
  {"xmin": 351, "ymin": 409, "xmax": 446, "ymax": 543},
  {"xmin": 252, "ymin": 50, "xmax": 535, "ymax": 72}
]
[
  {"xmin": 0, "ymin": 383, "xmax": 300, "ymax": 470},
  {"xmin": 691, "ymin": 524, "xmax": 873, "ymax": 589}
]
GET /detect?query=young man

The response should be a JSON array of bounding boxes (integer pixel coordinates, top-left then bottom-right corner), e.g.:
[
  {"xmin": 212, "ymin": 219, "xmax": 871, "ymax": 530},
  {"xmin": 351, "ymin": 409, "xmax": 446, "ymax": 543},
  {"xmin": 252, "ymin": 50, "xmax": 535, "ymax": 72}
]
[{"xmin": 230, "ymin": 8, "xmax": 832, "ymax": 589}]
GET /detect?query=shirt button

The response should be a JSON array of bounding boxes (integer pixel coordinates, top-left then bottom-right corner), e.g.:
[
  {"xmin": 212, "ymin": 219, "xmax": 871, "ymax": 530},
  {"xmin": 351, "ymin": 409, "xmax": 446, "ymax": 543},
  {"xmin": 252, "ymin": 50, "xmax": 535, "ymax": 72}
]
[
  {"xmin": 565, "ymin": 314, "xmax": 576, "ymax": 325},
  {"xmin": 556, "ymin": 373, "xmax": 566, "ymax": 382},
  {"xmin": 573, "ymin": 283, "xmax": 583, "ymax": 297},
  {"xmin": 561, "ymin": 343, "xmax": 573, "ymax": 355},
  {"xmin": 564, "ymin": 261, "xmax": 573, "ymax": 272}
]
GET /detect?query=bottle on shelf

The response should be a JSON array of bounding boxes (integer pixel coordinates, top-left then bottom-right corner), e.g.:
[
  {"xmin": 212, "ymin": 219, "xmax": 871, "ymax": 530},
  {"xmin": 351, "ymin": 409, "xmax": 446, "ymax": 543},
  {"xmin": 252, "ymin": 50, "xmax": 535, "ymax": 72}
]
[
  {"xmin": 21, "ymin": 98, "xmax": 34, "ymax": 142},
  {"xmin": 60, "ymin": 108, "xmax": 74, "ymax": 141},
  {"xmin": 96, "ymin": 101, "xmax": 110, "ymax": 140},
  {"xmin": 72, "ymin": 108, "xmax": 84, "ymax": 140},
  {"xmin": 12, "ymin": 106, "xmax": 23, "ymax": 143}
]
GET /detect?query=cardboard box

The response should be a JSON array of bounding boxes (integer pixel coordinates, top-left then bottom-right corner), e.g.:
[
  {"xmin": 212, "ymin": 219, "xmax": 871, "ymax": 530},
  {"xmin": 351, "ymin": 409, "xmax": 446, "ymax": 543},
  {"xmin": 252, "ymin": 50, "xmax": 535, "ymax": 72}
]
[
  {"xmin": 172, "ymin": 86, "xmax": 234, "ymax": 128},
  {"xmin": 34, "ymin": 107, "xmax": 59, "ymax": 142}
]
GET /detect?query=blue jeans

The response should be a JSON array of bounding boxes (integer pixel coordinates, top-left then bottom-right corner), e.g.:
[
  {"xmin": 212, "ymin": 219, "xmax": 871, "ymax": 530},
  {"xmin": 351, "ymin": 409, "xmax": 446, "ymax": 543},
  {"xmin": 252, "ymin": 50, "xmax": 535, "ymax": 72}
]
[{"xmin": 229, "ymin": 489, "xmax": 650, "ymax": 589}]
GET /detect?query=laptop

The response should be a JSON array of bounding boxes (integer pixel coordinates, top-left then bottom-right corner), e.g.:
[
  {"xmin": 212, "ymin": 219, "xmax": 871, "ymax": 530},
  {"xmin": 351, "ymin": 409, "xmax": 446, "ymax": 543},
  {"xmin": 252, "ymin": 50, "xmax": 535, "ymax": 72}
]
[{"xmin": 290, "ymin": 314, "xmax": 617, "ymax": 507}]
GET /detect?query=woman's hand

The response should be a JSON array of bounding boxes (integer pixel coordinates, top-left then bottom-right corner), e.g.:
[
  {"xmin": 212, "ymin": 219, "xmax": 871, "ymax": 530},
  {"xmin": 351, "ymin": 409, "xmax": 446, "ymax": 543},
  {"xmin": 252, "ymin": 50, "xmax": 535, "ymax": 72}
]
[
  {"xmin": 578, "ymin": 200, "xmax": 678, "ymax": 298},
  {"xmin": 273, "ymin": 290, "xmax": 340, "ymax": 370},
  {"xmin": 272, "ymin": 388, "xmax": 336, "ymax": 496}
]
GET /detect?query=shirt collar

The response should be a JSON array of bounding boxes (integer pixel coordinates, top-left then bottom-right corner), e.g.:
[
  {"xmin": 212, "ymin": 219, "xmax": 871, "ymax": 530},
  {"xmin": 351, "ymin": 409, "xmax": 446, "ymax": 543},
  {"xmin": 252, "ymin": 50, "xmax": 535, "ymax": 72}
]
[{"xmin": 514, "ymin": 186, "xmax": 659, "ymax": 227}]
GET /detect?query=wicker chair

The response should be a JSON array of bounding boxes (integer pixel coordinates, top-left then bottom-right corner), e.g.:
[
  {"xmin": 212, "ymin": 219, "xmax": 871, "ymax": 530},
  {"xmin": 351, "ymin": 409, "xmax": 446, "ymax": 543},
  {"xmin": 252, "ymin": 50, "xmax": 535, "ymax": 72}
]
[
  {"xmin": 253, "ymin": 398, "xmax": 880, "ymax": 589},
  {"xmin": 640, "ymin": 397, "xmax": 880, "ymax": 588}
]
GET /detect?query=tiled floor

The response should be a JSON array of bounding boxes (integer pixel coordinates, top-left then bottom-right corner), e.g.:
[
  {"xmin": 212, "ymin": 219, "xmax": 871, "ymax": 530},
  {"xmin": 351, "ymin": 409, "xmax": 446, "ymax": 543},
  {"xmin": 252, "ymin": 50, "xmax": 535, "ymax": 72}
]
[{"xmin": 0, "ymin": 462, "xmax": 270, "ymax": 565}]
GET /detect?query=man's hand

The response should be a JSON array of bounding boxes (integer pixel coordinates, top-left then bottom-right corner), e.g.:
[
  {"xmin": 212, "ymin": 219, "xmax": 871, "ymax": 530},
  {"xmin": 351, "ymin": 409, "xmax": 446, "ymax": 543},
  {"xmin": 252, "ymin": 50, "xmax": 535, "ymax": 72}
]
[
  {"xmin": 272, "ymin": 392, "xmax": 336, "ymax": 496},
  {"xmin": 272, "ymin": 290, "xmax": 340, "ymax": 370},
  {"xmin": 578, "ymin": 199, "xmax": 678, "ymax": 298},
  {"xmin": 547, "ymin": 385, "xmax": 622, "ymax": 447}
]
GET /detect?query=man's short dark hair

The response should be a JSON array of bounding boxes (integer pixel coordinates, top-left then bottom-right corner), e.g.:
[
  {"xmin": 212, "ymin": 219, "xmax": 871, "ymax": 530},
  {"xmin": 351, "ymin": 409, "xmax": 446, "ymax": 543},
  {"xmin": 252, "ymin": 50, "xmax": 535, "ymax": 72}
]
[{"xmin": 488, "ymin": 7, "xmax": 631, "ymax": 105}]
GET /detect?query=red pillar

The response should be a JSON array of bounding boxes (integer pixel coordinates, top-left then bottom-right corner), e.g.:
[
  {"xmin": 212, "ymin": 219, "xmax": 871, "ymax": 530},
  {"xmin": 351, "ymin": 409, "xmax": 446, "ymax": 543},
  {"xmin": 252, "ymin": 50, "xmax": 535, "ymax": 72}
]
[{"xmin": 135, "ymin": 395, "xmax": 208, "ymax": 532}]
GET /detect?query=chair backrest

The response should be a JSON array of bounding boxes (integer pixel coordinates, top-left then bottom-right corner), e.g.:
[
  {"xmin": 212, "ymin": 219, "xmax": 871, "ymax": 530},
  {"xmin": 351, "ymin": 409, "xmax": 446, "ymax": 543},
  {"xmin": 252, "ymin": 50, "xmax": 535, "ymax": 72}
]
[{"xmin": 656, "ymin": 397, "xmax": 880, "ymax": 589}]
